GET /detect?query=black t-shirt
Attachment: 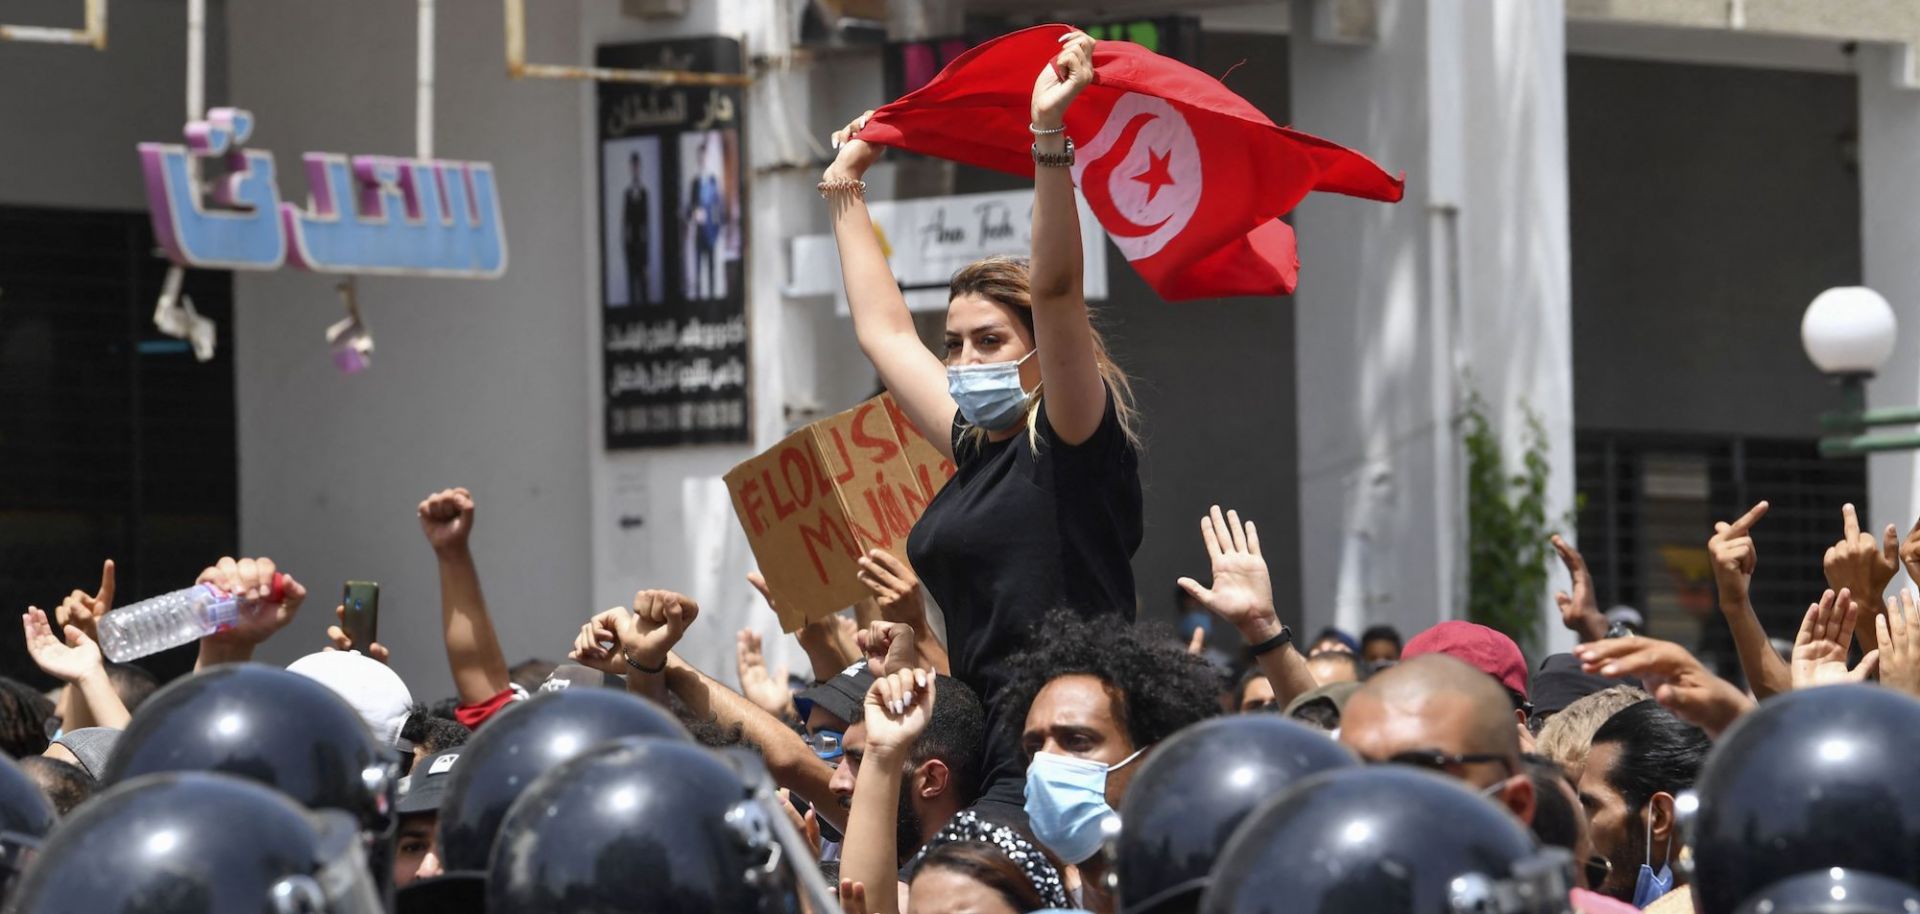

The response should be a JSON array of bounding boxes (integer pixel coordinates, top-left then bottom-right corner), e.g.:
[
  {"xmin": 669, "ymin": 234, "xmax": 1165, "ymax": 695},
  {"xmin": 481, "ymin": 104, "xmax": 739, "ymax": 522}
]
[{"xmin": 906, "ymin": 390, "xmax": 1142, "ymax": 811}]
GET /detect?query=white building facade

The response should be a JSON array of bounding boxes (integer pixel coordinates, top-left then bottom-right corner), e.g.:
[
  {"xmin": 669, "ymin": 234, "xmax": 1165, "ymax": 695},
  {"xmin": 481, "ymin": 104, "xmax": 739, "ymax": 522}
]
[{"xmin": 0, "ymin": 0, "xmax": 1910, "ymax": 694}]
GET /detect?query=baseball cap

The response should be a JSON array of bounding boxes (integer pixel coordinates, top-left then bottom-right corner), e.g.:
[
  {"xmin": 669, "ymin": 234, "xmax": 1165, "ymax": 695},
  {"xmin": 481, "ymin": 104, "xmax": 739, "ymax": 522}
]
[
  {"xmin": 1530, "ymin": 653, "xmax": 1628, "ymax": 717},
  {"xmin": 286, "ymin": 650, "xmax": 415, "ymax": 748},
  {"xmin": 50, "ymin": 727, "xmax": 120, "ymax": 778},
  {"xmin": 1283, "ymin": 680, "xmax": 1364, "ymax": 719},
  {"xmin": 1402, "ymin": 621, "xmax": 1530, "ymax": 700},
  {"xmin": 396, "ymin": 748, "xmax": 462, "ymax": 815},
  {"xmin": 795, "ymin": 660, "xmax": 874, "ymax": 727}
]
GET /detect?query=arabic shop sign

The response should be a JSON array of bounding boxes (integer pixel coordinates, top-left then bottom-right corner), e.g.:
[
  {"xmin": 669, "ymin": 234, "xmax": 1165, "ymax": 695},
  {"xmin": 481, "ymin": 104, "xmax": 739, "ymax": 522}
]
[
  {"xmin": 138, "ymin": 107, "xmax": 507, "ymax": 278},
  {"xmin": 884, "ymin": 16, "xmax": 1198, "ymax": 101}
]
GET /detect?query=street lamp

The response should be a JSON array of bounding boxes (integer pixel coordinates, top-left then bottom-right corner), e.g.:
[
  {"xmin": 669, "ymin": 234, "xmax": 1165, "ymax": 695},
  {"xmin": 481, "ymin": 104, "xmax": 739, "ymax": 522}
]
[{"xmin": 1802, "ymin": 286, "xmax": 1913, "ymax": 456}]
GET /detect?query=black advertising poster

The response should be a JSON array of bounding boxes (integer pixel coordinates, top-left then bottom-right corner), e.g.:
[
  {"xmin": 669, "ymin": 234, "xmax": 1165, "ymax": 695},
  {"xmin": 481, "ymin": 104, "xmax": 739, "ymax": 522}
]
[{"xmin": 597, "ymin": 38, "xmax": 750, "ymax": 449}]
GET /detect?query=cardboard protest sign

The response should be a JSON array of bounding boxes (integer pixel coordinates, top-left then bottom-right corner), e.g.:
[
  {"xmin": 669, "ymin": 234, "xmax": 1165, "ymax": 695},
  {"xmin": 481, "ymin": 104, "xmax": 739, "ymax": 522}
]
[{"xmin": 725, "ymin": 394, "xmax": 957, "ymax": 631}]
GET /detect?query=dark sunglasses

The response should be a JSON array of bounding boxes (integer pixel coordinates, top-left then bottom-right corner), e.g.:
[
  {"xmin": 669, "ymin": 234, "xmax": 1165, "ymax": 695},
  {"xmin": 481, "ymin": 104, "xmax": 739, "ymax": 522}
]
[{"xmin": 1380, "ymin": 750, "xmax": 1515, "ymax": 775}]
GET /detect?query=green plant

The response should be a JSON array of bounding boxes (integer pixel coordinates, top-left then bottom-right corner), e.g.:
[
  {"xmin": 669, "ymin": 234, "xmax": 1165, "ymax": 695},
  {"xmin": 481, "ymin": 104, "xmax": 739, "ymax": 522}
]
[{"xmin": 1458, "ymin": 391, "xmax": 1555, "ymax": 654}]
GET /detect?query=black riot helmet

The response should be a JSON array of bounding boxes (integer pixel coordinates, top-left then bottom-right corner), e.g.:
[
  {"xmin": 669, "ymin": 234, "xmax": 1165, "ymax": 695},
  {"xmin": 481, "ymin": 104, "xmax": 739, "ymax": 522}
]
[
  {"xmin": 1731, "ymin": 869, "xmax": 1920, "ymax": 914},
  {"xmin": 436, "ymin": 686, "xmax": 689, "ymax": 871},
  {"xmin": 1202, "ymin": 766, "xmax": 1573, "ymax": 914},
  {"xmin": 1689, "ymin": 685, "xmax": 1920, "ymax": 914},
  {"xmin": 1117, "ymin": 714, "xmax": 1358, "ymax": 914},
  {"xmin": 0, "ymin": 753, "xmax": 54, "ymax": 899},
  {"xmin": 488, "ymin": 737, "xmax": 801, "ymax": 914},
  {"xmin": 101, "ymin": 663, "xmax": 397, "ymax": 832},
  {"xmin": 7, "ymin": 771, "xmax": 382, "ymax": 914}
]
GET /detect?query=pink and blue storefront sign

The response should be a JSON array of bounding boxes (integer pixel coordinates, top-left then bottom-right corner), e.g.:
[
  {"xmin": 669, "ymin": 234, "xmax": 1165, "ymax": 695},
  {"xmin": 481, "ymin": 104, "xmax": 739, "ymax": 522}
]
[{"xmin": 139, "ymin": 107, "xmax": 507, "ymax": 278}]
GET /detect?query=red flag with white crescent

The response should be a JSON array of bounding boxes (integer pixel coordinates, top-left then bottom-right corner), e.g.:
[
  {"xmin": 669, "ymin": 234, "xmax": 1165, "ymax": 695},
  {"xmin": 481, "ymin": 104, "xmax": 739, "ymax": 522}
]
[{"xmin": 857, "ymin": 25, "xmax": 1405, "ymax": 300}]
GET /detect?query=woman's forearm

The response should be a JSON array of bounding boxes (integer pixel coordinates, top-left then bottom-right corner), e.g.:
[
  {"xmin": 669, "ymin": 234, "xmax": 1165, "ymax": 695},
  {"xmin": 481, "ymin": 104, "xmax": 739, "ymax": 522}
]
[
  {"xmin": 830, "ymin": 196, "xmax": 916, "ymax": 350},
  {"xmin": 1028, "ymin": 132, "xmax": 1084, "ymax": 303}
]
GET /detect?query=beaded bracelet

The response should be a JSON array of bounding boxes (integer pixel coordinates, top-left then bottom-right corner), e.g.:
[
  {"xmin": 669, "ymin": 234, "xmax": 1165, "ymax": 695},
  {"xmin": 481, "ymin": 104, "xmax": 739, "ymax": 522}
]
[
  {"xmin": 623, "ymin": 650, "xmax": 666, "ymax": 675},
  {"xmin": 1028, "ymin": 123, "xmax": 1066, "ymax": 136},
  {"xmin": 817, "ymin": 179, "xmax": 867, "ymax": 199}
]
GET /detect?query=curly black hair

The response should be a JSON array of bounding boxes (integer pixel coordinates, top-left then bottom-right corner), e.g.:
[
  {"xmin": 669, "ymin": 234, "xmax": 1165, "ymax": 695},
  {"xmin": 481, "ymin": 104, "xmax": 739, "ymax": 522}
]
[
  {"xmin": 996, "ymin": 608, "xmax": 1220, "ymax": 753},
  {"xmin": 0, "ymin": 676, "xmax": 53, "ymax": 758}
]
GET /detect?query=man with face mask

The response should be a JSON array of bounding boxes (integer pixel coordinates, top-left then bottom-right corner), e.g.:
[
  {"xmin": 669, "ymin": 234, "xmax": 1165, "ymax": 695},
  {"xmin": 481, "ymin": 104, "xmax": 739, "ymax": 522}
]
[
  {"xmin": 1578, "ymin": 700, "xmax": 1708, "ymax": 907},
  {"xmin": 996, "ymin": 608, "xmax": 1221, "ymax": 913}
]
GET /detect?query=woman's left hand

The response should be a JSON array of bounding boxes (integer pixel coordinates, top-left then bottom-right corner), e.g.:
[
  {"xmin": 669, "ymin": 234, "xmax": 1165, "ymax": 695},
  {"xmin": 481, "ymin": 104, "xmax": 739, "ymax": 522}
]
[{"xmin": 1032, "ymin": 30, "xmax": 1095, "ymax": 129}]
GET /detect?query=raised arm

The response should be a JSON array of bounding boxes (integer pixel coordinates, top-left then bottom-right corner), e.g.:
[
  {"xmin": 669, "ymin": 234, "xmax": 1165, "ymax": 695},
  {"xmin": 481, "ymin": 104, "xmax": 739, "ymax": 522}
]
[
  {"xmin": 567, "ymin": 589, "xmax": 846, "ymax": 830},
  {"xmin": 857, "ymin": 549, "xmax": 950, "ymax": 675},
  {"xmin": 1177, "ymin": 506, "xmax": 1318, "ymax": 705},
  {"xmin": 24, "ymin": 607, "xmax": 128, "ymax": 731},
  {"xmin": 1822, "ymin": 503, "xmax": 1899, "ymax": 654},
  {"xmin": 419, "ymin": 488, "xmax": 512, "ymax": 706},
  {"xmin": 749, "ymin": 572, "xmax": 859, "ymax": 682},
  {"xmin": 823, "ymin": 113, "xmax": 956, "ymax": 458},
  {"xmin": 1027, "ymin": 31, "xmax": 1108, "ymax": 446},
  {"xmin": 665, "ymin": 654, "xmax": 845, "ymax": 830},
  {"xmin": 841, "ymin": 669, "xmax": 935, "ymax": 914},
  {"xmin": 1707, "ymin": 501, "xmax": 1792, "ymax": 699},
  {"xmin": 194, "ymin": 556, "xmax": 307, "ymax": 669},
  {"xmin": 1550, "ymin": 536, "xmax": 1609, "ymax": 643},
  {"xmin": 1575, "ymin": 637, "xmax": 1752, "ymax": 739}
]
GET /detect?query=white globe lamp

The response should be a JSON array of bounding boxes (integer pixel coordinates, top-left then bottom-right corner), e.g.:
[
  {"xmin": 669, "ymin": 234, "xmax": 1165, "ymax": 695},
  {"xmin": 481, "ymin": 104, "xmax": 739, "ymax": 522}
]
[{"xmin": 1802, "ymin": 286, "xmax": 1898, "ymax": 376}]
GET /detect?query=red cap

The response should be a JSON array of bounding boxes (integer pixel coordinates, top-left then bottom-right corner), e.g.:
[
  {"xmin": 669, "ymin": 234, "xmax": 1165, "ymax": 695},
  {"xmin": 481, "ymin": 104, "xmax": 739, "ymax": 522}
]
[{"xmin": 1402, "ymin": 621, "xmax": 1529, "ymax": 699}]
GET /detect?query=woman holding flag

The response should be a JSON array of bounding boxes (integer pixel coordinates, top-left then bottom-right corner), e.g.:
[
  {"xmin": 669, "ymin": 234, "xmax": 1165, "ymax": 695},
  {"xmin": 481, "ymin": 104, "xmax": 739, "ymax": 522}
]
[{"xmin": 819, "ymin": 31, "xmax": 1147, "ymax": 823}]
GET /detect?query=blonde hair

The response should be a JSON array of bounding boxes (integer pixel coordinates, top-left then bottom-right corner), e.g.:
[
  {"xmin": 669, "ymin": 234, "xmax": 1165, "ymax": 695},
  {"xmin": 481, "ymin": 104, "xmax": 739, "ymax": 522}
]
[
  {"xmin": 947, "ymin": 256, "xmax": 1139, "ymax": 452},
  {"xmin": 1535, "ymin": 684, "xmax": 1651, "ymax": 778}
]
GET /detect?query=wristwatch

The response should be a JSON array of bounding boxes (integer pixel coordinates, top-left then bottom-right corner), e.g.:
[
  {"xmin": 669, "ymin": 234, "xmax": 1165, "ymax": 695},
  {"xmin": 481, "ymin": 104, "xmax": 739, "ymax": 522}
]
[
  {"xmin": 1031, "ymin": 138, "xmax": 1075, "ymax": 168},
  {"xmin": 1250, "ymin": 624, "xmax": 1294, "ymax": 657}
]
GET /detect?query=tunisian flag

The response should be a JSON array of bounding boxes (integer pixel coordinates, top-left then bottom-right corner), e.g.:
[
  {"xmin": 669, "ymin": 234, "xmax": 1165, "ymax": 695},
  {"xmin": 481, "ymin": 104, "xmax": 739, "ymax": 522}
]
[{"xmin": 858, "ymin": 25, "xmax": 1404, "ymax": 300}]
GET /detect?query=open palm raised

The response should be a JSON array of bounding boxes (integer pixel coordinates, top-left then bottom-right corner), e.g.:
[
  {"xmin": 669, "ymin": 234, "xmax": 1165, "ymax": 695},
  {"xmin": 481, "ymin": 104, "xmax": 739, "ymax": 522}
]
[
  {"xmin": 1177, "ymin": 505, "xmax": 1275, "ymax": 634},
  {"xmin": 1793, "ymin": 588, "xmax": 1879, "ymax": 688}
]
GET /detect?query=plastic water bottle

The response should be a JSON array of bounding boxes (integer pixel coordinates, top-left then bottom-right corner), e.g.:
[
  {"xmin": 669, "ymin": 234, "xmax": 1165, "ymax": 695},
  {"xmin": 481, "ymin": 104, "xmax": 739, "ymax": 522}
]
[{"xmin": 97, "ymin": 583, "xmax": 244, "ymax": 662}]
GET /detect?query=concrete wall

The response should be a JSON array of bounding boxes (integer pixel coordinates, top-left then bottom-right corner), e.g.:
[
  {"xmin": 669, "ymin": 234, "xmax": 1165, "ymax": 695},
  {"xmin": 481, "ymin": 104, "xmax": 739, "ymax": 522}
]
[
  {"xmin": 226, "ymin": 1, "xmax": 595, "ymax": 697},
  {"xmin": 1568, "ymin": 55, "xmax": 1860, "ymax": 439},
  {"xmin": 0, "ymin": 0, "xmax": 224, "ymax": 211},
  {"xmin": 1858, "ymin": 43, "xmax": 1920, "ymax": 550},
  {"xmin": 1290, "ymin": 0, "xmax": 1576, "ymax": 651}
]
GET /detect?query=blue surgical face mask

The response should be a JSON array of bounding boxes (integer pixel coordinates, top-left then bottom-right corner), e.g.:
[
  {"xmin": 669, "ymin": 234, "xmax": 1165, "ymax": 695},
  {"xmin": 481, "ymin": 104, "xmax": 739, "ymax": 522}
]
[
  {"xmin": 1633, "ymin": 804, "xmax": 1675, "ymax": 908},
  {"xmin": 1023, "ymin": 747, "xmax": 1145, "ymax": 864},
  {"xmin": 948, "ymin": 351, "xmax": 1036, "ymax": 432}
]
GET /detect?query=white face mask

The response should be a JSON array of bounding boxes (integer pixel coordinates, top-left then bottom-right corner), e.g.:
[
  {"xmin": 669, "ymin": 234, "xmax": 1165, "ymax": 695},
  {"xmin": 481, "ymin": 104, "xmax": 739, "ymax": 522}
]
[
  {"xmin": 1022, "ymin": 747, "xmax": 1146, "ymax": 864},
  {"xmin": 948, "ymin": 350, "xmax": 1036, "ymax": 432}
]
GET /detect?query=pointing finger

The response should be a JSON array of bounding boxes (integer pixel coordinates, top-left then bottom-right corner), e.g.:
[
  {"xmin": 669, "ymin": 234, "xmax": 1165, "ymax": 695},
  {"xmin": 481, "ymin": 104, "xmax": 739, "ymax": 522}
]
[
  {"xmin": 1844, "ymin": 503, "xmax": 1861, "ymax": 541},
  {"xmin": 1730, "ymin": 501, "xmax": 1770, "ymax": 535},
  {"xmin": 96, "ymin": 559, "xmax": 115, "ymax": 607},
  {"xmin": 1885, "ymin": 524, "xmax": 1900, "ymax": 561}
]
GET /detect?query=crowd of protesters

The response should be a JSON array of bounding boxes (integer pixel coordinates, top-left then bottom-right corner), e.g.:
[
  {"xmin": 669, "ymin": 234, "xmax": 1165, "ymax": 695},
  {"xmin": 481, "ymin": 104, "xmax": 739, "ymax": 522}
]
[{"xmin": 1, "ymin": 29, "xmax": 1918, "ymax": 914}]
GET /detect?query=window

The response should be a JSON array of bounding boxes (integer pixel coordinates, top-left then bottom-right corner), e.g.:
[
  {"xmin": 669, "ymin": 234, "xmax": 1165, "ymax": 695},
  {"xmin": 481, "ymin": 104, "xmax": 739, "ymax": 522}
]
[
  {"xmin": 0, "ymin": 205, "xmax": 236, "ymax": 686},
  {"xmin": 1574, "ymin": 432, "xmax": 1865, "ymax": 684}
]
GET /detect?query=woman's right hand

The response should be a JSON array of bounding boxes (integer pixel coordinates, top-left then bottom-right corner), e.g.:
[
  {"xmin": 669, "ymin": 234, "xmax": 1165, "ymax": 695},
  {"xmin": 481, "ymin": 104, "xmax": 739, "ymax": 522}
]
[{"xmin": 824, "ymin": 110, "xmax": 882, "ymax": 185}]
